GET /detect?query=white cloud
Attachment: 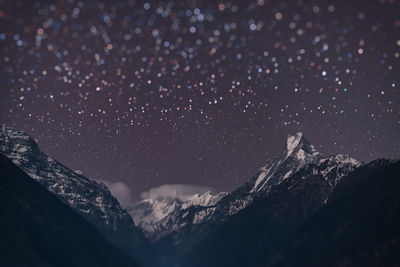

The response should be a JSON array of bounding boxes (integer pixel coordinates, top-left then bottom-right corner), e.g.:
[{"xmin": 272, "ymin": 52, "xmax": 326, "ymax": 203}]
[
  {"xmin": 140, "ymin": 184, "xmax": 212, "ymax": 201},
  {"xmin": 101, "ymin": 181, "xmax": 134, "ymax": 208},
  {"xmin": 99, "ymin": 181, "xmax": 212, "ymax": 209}
]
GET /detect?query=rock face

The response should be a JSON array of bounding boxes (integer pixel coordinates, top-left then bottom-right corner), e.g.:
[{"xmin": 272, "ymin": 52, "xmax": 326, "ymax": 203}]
[
  {"xmin": 0, "ymin": 126, "xmax": 153, "ymax": 267},
  {"xmin": 0, "ymin": 154, "xmax": 139, "ymax": 267}
]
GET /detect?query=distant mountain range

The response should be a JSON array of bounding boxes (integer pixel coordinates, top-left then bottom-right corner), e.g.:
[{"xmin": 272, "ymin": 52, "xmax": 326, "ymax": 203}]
[
  {"xmin": 1, "ymin": 126, "xmax": 399, "ymax": 267},
  {"xmin": 129, "ymin": 190, "xmax": 228, "ymax": 240}
]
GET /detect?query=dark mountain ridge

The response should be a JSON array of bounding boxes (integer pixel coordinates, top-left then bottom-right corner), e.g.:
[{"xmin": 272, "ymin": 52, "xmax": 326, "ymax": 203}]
[
  {"xmin": 0, "ymin": 154, "xmax": 139, "ymax": 267},
  {"xmin": 265, "ymin": 159, "xmax": 400, "ymax": 267}
]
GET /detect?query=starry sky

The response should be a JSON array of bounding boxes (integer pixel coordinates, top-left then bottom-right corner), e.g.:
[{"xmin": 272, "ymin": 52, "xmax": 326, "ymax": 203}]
[{"xmin": 1, "ymin": 0, "xmax": 399, "ymax": 198}]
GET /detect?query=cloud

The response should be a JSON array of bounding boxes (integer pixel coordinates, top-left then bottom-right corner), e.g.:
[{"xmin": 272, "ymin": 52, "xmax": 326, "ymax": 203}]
[
  {"xmin": 140, "ymin": 184, "xmax": 212, "ymax": 201},
  {"xmin": 99, "ymin": 181, "xmax": 213, "ymax": 210},
  {"xmin": 101, "ymin": 181, "xmax": 134, "ymax": 208}
]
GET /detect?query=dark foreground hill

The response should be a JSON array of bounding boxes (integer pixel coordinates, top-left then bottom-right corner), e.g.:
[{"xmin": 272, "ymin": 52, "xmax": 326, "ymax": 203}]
[
  {"xmin": 265, "ymin": 160, "xmax": 400, "ymax": 267},
  {"xmin": 0, "ymin": 154, "xmax": 139, "ymax": 267}
]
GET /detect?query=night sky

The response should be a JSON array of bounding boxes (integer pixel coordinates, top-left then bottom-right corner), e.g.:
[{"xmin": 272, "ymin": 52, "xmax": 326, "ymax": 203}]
[{"xmin": 1, "ymin": 0, "xmax": 399, "ymax": 198}]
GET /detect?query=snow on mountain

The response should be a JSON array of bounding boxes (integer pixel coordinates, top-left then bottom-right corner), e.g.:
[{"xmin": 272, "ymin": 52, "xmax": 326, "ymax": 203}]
[
  {"xmin": 0, "ymin": 126, "xmax": 132, "ymax": 230},
  {"xmin": 129, "ymin": 191, "xmax": 227, "ymax": 240},
  {"xmin": 222, "ymin": 133, "xmax": 360, "ymax": 216},
  {"xmin": 245, "ymin": 132, "xmax": 360, "ymax": 195},
  {"xmin": 130, "ymin": 196, "xmax": 183, "ymax": 225},
  {"xmin": 183, "ymin": 191, "xmax": 227, "ymax": 208},
  {"xmin": 251, "ymin": 132, "xmax": 320, "ymax": 193}
]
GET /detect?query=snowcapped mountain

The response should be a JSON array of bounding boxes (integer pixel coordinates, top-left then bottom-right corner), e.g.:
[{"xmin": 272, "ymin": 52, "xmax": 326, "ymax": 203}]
[
  {"xmin": 151, "ymin": 133, "xmax": 361, "ymax": 266},
  {"xmin": 133, "ymin": 132, "xmax": 360, "ymax": 246},
  {"xmin": 248, "ymin": 132, "xmax": 359, "ymax": 194},
  {"xmin": 0, "ymin": 126, "xmax": 153, "ymax": 266},
  {"xmin": 218, "ymin": 132, "xmax": 360, "ymax": 216},
  {"xmin": 251, "ymin": 132, "xmax": 321, "ymax": 193},
  {"xmin": 0, "ymin": 126, "xmax": 131, "ymax": 229},
  {"xmin": 129, "ymin": 191, "xmax": 227, "ymax": 240}
]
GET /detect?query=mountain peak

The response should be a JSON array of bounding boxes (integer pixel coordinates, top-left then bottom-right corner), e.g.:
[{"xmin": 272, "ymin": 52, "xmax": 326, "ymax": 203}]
[
  {"xmin": 286, "ymin": 132, "xmax": 304, "ymax": 152},
  {"xmin": 0, "ymin": 126, "xmax": 135, "ymax": 228},
  {"xmin": 285, "ymin": 132, "xmax": 319, "ymax": 158},
  {"xmin": 250, "ymin": 133, "xmax": 322, "ymax": 193}
]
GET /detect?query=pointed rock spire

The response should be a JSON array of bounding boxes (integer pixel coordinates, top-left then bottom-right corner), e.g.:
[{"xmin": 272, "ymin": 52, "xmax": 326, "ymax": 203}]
[
  {"xmin": 286, "ymin": 132, "xmax": 304, "ymax": 153},
  {"xmin": 285, "ymin": 132, "xmax": 319, "ymax": 159}
]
